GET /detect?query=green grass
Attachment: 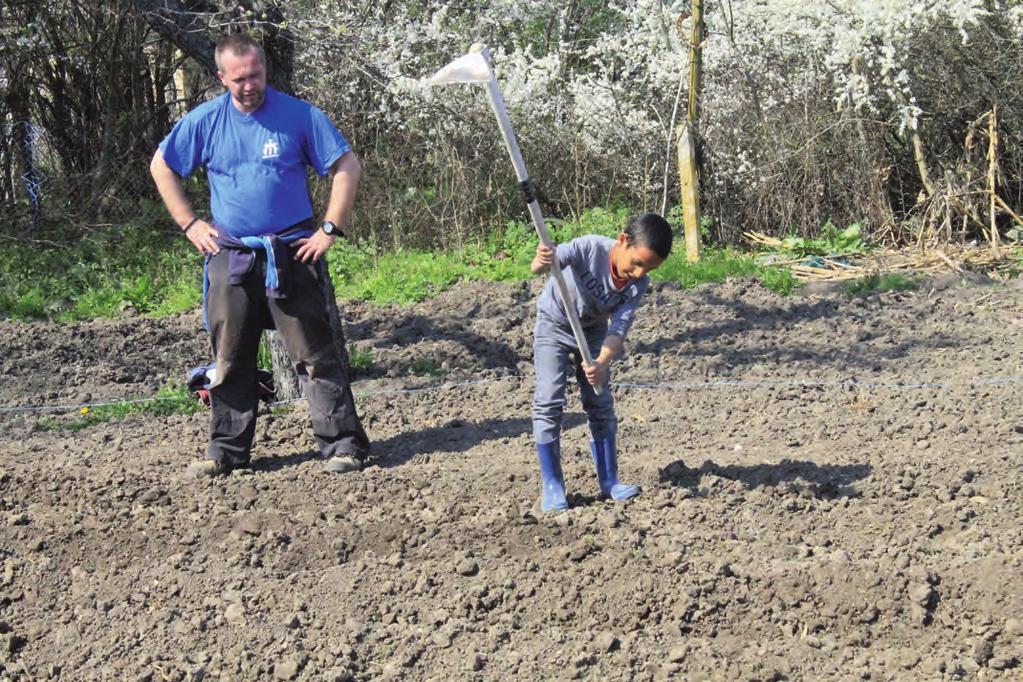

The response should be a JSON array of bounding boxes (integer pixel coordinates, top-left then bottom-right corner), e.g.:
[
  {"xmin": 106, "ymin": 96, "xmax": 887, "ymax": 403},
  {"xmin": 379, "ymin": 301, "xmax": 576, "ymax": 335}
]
[
  {"xmin": 0, "ymin": 218, "xmax": 202, "ymax": 321},
  {"xmin": 40, "ymin": 383, "xmax": 203, "ymax": 431},
  {"xmin": 844, "ymin": 273, "xmax": 919, "ymax": 296},
  {"xmin": 2, "ymin": 205, "xmax": 800, "ymax": 321},
  {"xmin": 328, "ymin": 205, "xmax": 796, "ymax": 303},
  {"xmin": 328, "ymin": 243, "xmax": 473, "ymax": 304},
  {"xmin": 410, "ymin": 357, "xmax": 447, "ymax": 377},
  {"xmin": 349, "ymin": 346, "xmax": 375, "ymax": 373},
  {"xmin": 653, "ymin": 248, "xmax": 798, "ymax": 295}
]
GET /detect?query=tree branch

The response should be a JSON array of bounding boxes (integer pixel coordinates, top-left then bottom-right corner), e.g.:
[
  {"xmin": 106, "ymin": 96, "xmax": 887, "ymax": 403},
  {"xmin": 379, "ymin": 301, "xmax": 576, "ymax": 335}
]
[{"xmin": 132, "ymin": 0, "xmax": 217, "ymax": 78}]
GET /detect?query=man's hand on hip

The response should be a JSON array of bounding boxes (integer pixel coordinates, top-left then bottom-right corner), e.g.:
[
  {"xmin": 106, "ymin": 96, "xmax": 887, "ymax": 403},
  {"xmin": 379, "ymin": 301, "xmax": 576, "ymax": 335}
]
[
  {"xmin": 186, "ymin": 220, "xmax": 220, "ymax": 256},
  {"xmin": 294, "ymin": 231, "xmax": 336, "ymax": 263}
]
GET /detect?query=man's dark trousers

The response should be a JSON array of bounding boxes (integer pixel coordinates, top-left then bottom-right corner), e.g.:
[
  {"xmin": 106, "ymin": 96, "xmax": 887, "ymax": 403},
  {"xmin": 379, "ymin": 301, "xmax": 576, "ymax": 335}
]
[{"xmin": 204, "ymin": 248, "xmax": 369, "ymax": 466}]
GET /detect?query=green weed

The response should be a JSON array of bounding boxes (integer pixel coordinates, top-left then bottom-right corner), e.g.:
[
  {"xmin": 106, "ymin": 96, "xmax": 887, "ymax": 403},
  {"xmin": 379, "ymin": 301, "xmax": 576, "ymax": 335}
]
[
  {"xmin": 410, "ymin": 357, "xmax": 447, "ymax": 377},
  {"xmin": 844, "ymin": 273, "xmax": 918, "ymax": 296},
  {"xmin": 757, "ymin": 266, "xmax": 800, "ymax": 296},
  {"xmin": 774, "ymin": 221, "xmax": 868, "ymax": 257},
  {"xmin": 666, "ymin": 205, "xmax": 716, "ymax": 244},
  {"xmin": 0, "ymin": 220, "xmax": 202, "ymax": 320},
  {"xmin": 1010, "ymin": 256, "xmax": 1023, "ymax": 279},
  {"xmin": 41, "ymin": 383, "xmax": 203, "ymax": 431},
  {"xmin": 349, "ymin": 346, "xmax": 375, "ymax": 373},
  {"xmin": 257, "ymin": 336, "xmax": 273, "ymax": 371}
]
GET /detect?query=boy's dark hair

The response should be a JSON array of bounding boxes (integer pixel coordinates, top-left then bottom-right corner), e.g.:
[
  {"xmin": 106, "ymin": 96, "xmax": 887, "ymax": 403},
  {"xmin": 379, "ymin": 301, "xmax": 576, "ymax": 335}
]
[
  {"xmin": 215, "ymin": 33, "xmax": 265, "ymax": 71},
  {"xmin": 624, "ymin": 212, "xmax": 673, "ymax": 259}
]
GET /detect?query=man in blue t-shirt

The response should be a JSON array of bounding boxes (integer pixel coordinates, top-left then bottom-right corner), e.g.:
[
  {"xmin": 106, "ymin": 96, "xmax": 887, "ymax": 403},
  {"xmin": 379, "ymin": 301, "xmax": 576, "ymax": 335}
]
[{"xmin": 150, "ymin": 32, "xmax": 369, "ymax": 477}]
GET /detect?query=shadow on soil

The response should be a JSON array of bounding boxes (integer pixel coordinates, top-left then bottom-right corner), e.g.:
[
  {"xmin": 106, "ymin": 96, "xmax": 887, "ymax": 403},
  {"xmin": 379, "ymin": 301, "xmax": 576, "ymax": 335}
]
[
  {"xmin": 242, "ymin": 413, "xmax": 588, "ymax": 472},
  {"xmin": 250, "ymin": 450, "xmax": 323, "ymax": 472},
  {"xmin": 369, "ymin": 413, "xmax": 589, "ymax": 469},
  {"xmin": 348, "ymin": 311, "xmax": 525, "ymax": 377},
  {"xmin": 633, "ymin": 292, "xmax": 963, "ymax": 371},
  {"xmin": 245, "ymin": 410, "xmax": 588, "ymax": 473},
  {"xmin": 658, "ymin": 457, "xmax": 872, "ymax": 499}
]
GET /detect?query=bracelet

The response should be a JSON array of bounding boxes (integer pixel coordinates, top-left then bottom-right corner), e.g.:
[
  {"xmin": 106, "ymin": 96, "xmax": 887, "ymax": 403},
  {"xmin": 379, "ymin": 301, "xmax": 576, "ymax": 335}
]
[{"xmin": 182, "ymin": 217, "xmax": 199, "ymax": 232}]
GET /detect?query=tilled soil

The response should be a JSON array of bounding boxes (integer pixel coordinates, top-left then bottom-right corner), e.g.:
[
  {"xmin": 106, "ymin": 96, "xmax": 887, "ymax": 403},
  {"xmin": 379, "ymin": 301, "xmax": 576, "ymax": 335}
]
[{"xmin": 0, "ymin": 275, "xmax": 1022, "ymax": 681}]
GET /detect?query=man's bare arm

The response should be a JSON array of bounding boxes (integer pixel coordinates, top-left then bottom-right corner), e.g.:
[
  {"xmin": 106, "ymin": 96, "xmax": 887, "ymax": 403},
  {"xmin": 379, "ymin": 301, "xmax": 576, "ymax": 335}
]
[
  {"xmin": 150, "ymin": 150, "xmax": 219, "ymax": 254},
  {"xmin": 294, "ymin": 151, "xmax": 362, "ymax": 264}
]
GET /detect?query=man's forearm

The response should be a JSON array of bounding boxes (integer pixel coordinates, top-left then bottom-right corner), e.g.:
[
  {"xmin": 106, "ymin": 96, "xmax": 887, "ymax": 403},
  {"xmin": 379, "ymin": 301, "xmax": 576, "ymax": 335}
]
[
  {"xmin": 150, "ymin": 151, "xmax": 195, "ymax": 229},
  {"xmin": 324, "ymin": 151, "xmax": 362, "ymax": 229}
]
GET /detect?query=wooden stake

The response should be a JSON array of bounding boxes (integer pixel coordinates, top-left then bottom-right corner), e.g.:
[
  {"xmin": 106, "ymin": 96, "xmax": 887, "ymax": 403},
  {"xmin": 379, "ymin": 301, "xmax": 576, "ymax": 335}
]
[
  {"xmin": 677, "ymin": 124, "xmax": 701, "ymax": 263},
  {"xmin": 910, "ymin": 121, "xmax": 936, "ymax": 199},
  {"xmin": 987, "ymin": 105, "xmax": 1000, "ymax": 248},
  {"xmin": 678, "ymin": 0, "xmax": 704, "ymax": 263}
]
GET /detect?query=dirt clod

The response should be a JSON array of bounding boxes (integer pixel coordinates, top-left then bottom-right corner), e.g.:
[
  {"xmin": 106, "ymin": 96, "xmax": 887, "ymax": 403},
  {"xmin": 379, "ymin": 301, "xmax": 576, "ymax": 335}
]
[
  {"xmin": 0, "ymin": 278, "xmax": 1021, "ymax": 678},
  {"xmin": 455, "ymin": 558, "xmax": 479, "ymax": 577}
]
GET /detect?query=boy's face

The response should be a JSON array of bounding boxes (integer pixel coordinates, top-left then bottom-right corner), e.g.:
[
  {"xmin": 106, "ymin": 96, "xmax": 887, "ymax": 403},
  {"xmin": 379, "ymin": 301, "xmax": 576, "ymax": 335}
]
[{"xmin": 612, "ymin": 232, "xmax": 664, "ymax": 280}]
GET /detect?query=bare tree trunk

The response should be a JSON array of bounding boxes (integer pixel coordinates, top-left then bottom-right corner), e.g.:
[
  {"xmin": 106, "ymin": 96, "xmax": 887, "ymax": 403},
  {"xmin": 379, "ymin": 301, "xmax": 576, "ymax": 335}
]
[
  {"xmin": 318, "ymin": 260, "xmax": 353, "ymax": 380},
  {"xmin": 132, "ymin": 0, "xmax": 218, "ymax": 78},
  {"xmin": 267, "ymin": 330, "xmax": 298, "ymax": 401},
  {"xmin": 133, "ymin": 0, "xmax": 293, "ymax": 91}
]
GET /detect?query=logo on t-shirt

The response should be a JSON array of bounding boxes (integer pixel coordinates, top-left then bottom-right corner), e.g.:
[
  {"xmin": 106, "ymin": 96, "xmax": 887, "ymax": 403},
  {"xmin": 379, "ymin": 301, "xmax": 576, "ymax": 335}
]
[
  {"xmin": 262, "ymin": 139, "xmax": 279, "ymax": 159},
  {"xmin": 578, "ymin": 269, "xmax": 627, "ymax": 307}
]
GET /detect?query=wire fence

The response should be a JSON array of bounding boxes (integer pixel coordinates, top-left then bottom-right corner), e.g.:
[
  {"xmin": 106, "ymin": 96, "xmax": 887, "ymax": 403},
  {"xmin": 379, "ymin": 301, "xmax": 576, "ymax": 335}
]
[
  {"xmin": 1, "ymin": 118, "xmax": 177, "ymax": 233},
  {"xmin": 2, "ymin": 371, "xmax": 1020, "ymax": 416}
]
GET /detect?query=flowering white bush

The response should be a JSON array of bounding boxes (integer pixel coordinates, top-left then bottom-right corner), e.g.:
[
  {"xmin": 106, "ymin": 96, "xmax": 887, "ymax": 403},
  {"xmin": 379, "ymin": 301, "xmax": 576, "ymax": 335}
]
[
  {"xmin": 4, "ymin": 0, "xmax": 1020, "ymax": 242},
  {"xmin": 281, "ymin": 0, "xmax": 1023, "ymax": 244}
]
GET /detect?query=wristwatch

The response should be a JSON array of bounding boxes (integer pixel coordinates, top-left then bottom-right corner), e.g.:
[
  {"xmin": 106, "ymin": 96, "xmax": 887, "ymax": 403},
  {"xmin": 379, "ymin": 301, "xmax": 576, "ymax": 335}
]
[{"xmin": 321, "ymin": 220, "xmax": 338, "ymax": 236}]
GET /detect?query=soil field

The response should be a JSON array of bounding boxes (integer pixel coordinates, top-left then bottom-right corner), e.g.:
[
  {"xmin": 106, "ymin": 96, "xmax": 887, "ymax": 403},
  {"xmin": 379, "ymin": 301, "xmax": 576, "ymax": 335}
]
[{"xmin": 0, "ymin": 275, "xmax": 1022, "ymax": 681}]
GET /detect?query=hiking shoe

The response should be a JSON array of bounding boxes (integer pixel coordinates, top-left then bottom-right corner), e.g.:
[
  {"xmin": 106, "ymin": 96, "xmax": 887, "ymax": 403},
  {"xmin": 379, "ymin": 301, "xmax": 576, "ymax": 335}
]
[
  {"xmin": 324, "ymin": 455, "xmax": 364, "ymax": 474},
  {"xmin": 187, "ymin": 459, "xmax": 230, "ymax": 478}
]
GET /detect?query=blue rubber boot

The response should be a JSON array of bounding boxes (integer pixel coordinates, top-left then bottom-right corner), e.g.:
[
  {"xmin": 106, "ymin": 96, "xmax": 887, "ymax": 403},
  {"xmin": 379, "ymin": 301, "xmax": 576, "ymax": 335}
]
[
  {"xmin": 591, "ymin": 437, "xmax": 640, "ymax": 501},
  {"xmin": 537, "ymin": 439, "xmax": 569, "ymax": 512}
]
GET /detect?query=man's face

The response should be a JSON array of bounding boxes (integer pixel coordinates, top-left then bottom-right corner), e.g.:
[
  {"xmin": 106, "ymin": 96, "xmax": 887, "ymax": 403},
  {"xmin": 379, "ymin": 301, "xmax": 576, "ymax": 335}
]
[{"xmin": 217, "ymin": 48, "xmax": 266, "ymax": 113}]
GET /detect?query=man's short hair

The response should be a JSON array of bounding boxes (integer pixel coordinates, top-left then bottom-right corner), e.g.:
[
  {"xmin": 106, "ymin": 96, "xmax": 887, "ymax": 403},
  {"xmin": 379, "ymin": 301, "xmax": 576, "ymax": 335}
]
[{"xmin": 215, "ymin": 33, "xmax": 265, "ymax": 71}]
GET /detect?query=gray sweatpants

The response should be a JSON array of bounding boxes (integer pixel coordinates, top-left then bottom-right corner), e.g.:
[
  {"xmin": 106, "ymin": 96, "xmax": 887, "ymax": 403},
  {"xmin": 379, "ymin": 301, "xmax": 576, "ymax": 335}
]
[
  {"xmin": 204, "ymin": 249, "xmax": 369, "ymax": 465},
  {"xmin": 532, "ymin": 312, "xmax": 617, "ymax": 444}
]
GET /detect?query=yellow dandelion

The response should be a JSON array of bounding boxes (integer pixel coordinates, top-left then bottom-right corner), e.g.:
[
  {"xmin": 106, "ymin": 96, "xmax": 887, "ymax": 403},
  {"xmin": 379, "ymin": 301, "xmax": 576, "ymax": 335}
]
[{"xmin": 80, "ymin": 407, "xmax": 90, "ymax": 415}]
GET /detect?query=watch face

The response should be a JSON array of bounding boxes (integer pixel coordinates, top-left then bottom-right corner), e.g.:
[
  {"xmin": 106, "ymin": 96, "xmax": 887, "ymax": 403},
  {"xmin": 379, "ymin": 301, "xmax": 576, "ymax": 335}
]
[{"xmin": 322, "ymin": 221, "xmax": 335, "ymax": 234}]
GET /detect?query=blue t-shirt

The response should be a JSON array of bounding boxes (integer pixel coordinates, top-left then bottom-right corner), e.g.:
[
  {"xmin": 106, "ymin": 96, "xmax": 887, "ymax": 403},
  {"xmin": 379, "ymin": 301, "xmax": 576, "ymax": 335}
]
[
  {"xmin": 537, "ymin": 235, "xmax": 649, "ymax": 338},
  {"xmin": 158, "ymin": 87, "xmax": 351, "ymax": 237}
]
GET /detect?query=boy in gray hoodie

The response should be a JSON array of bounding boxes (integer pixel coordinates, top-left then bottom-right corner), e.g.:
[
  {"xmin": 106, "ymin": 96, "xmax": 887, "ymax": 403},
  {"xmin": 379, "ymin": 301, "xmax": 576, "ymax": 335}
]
[{"xmin": 530, "ymin": 213, "xmax": 673, "ymax": 511}]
